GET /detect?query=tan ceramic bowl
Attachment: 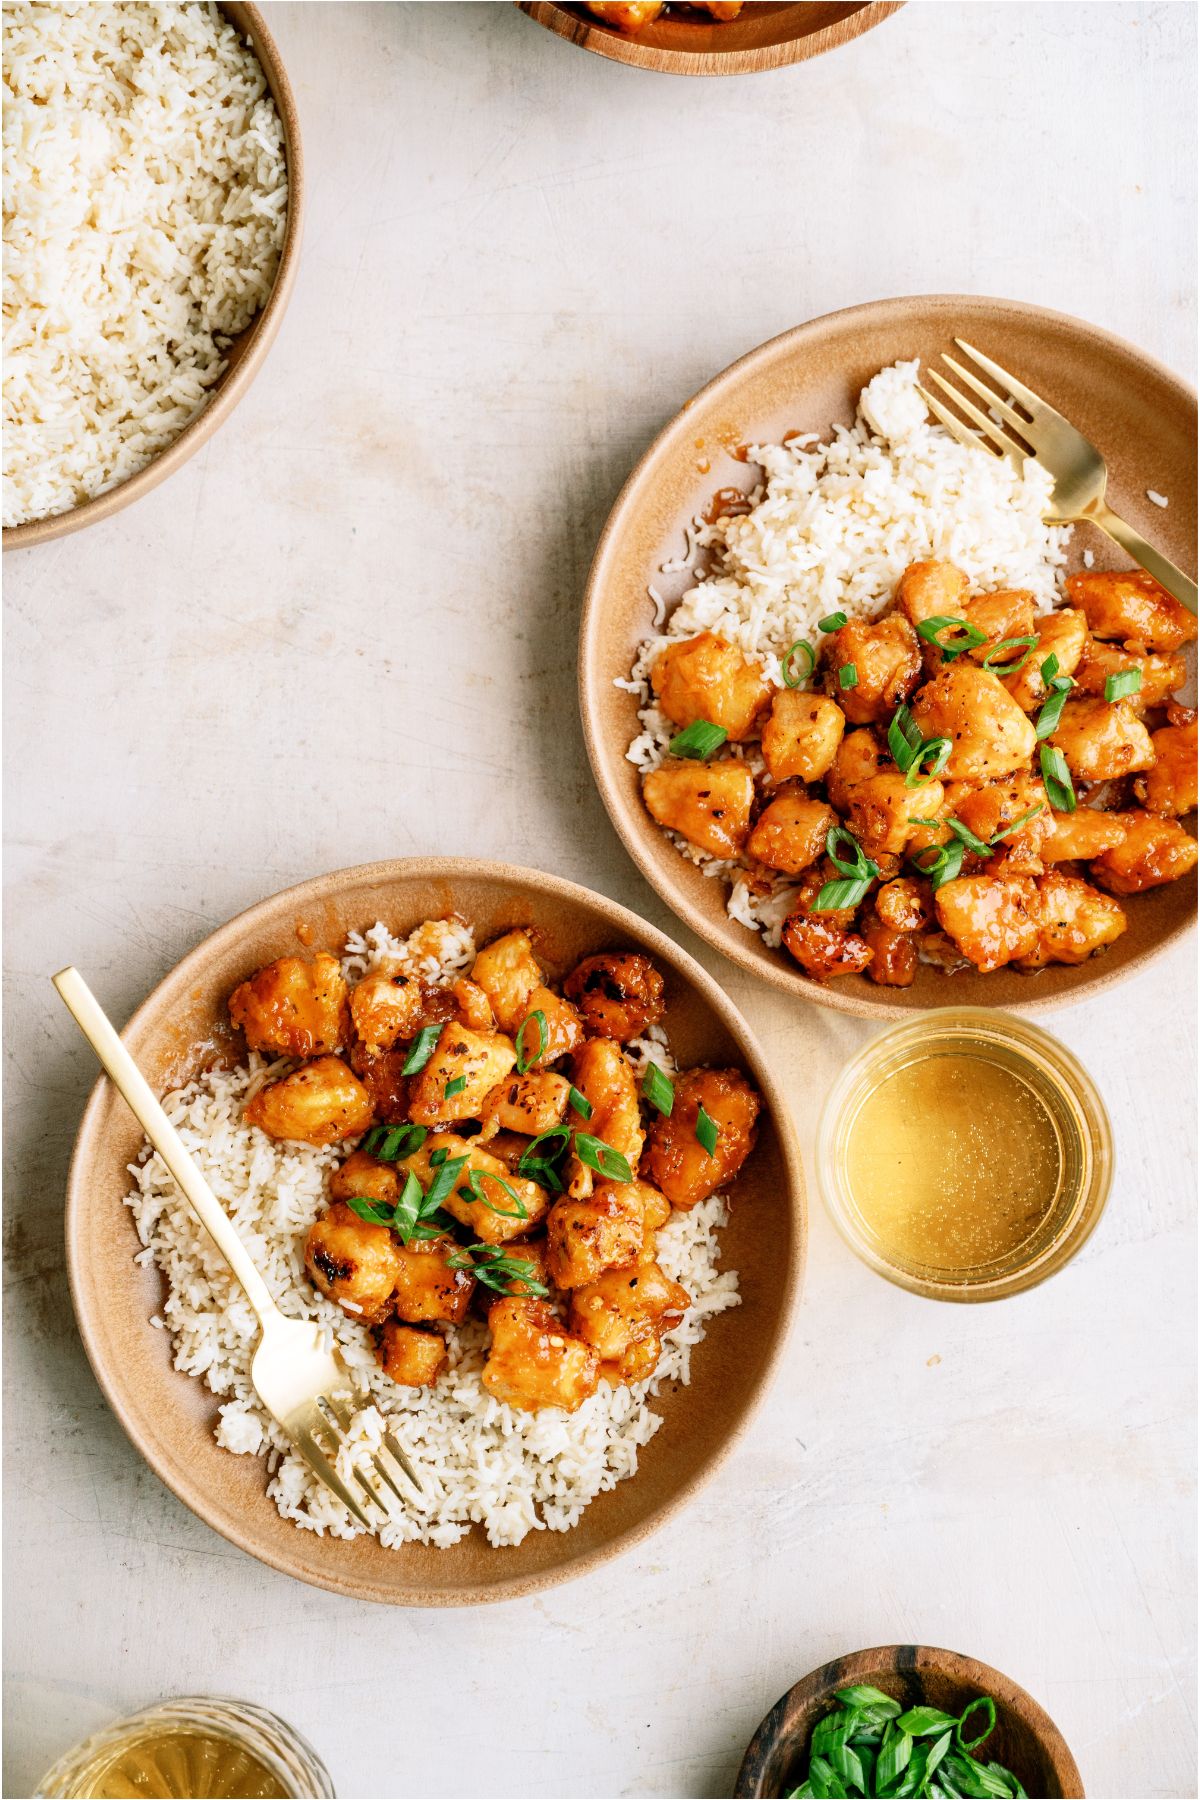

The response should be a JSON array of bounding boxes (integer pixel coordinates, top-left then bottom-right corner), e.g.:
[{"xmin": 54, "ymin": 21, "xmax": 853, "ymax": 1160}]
[
  {"xmin": 64, "ymin": 859, "xmax": 805, "ymax": 1606},
  {"xmin": 3, "ymin": 3, "xmax": 303, "ymax": 551},
  {"xmin": 516, "ymin": 1, "xmax": 904, "ymax": 76},
  {"xmin": 579, "ymin": 294, "xmax": 1198, "ymax": 1019},
  {"xmin": 735, "ymin": 1645, "xmax": 1084, "ymax": 1797}
]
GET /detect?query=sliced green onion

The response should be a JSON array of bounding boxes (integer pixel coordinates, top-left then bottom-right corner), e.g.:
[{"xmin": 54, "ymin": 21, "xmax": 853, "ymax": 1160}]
[
  {"xmin": 897, "ymin": 1706, "xmax": 960, "ymax": 1737},
  {"xmin": 915, "ymin": 614, "xmax": 988, "ymax": 660},
  {"xmin": 422, "ymin": 1152, "xmax": 470, "ymax": 1209},
  {"xmin": 887, "ymin": 703, "xmax": 923, "ymax": 773},
  {"xmin": 668, "ymin": 720, "xmax": 728, "ymax": 760},
  {"xmin": 641, "ymin": 1061, "xmax": 675, "ymax": 1117},
  {"xmin": 402, "ymin": 1024, "xmax": 441, "ymax": 1076},
  {"xmin": 812, "ymin": 876, "xmax": 874, "ymax": 911},
  {"xmin": 956, "ymin": 1697, "xmax": 997, "ymax": 1755},
  {"xmin": 567, "ymin": 1085, "xmax": 593, "ymax": 1120},
  {"xmin": 514, "ymin": 1008, "xmax": 548, "ymax": 1074},
  {"xmin": 694, "ymin": 1103, "xmax": 719, "ymax": 1157},
  {"xmin": 1035, "ymin": 676, "xmax": 1074, "ymax": 740},
  {"xmin": 458, "ymin": 1167, "xmax": 529, "ymax": 1221},
  {"xmin": 904, "ymin": 735, "xmax": 952, "ymax": 788},
  {"xmin": 443, "ymin": 1074, "xmax": 467, "ymax": 1099},
  {"xmin": 781, "ymin": 640, "xmax": 815, "ymax": 686},
  {"xmin": 1040, "ymin": 652, "xmax": 1060, "ymax": 683},
  {"xmin": 1105, "ymin": 667, "xmax": 1143, "ymax": 702},
  {"xmin": 838, "ymin": 662, "xmax": 858, "ymax": 690},
  {"xmin": 447, "ymin": 1243, "xmax": 549, "ymax": 1299},
  {"xmin": 390, "ymin": 1170, "xmax": 426, "ymax": 1239},
  {"xmin": 826, "ymin": 824, "xmax": 879, "ymax": 880},
  {"xmin": 517, "ymin": 1124, "xmax": 571, "ymax": 1189},
  {"xmin": 345, "ymin": 1195, "xmax": 395, "ymax": 1226},
  {"xmin": 911, "ymin": 837, "xmax": 966, "ymax": 891},
  {"xmin": 982, "ymin": 633, "xmax": 1039, "ymax": 673},
  {"xmin": 990, "ymin": 801, "xmax": 1046, "ymax": 844},
  {"xmin": 945, "ymin": 817, "xmax": 992, "ymax": 857},
  {"xmin": 428, "ymin": 1147, "xmax": 448, "ymax": 1168},
  {"xmin": 574, "ymin": 1132, "xmax": 633, "ymax": 1184},
  {"xmin": 362, "ymin": 1122, "xmax": 427, "ymax": 1163},
  {"xmin": 834, "ymin": 1687, "xmax": 901, "ymax": 1715},
  {"xmin": 818, "ymin": 611, "xmax": 848, "ymax": 632},
  {"xmin": 1040, "ymin": 743, "xmax": 1076, "ymax": 812}
]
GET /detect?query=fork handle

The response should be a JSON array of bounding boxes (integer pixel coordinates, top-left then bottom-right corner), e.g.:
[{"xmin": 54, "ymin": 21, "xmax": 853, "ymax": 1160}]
[
  {"xmin": 53, "ymin": 967, "xmax": 280, "ymax": 1325},
  {"xmin": 1089, "ymin": 502, "xmax": 1198, "ymax": 616}
]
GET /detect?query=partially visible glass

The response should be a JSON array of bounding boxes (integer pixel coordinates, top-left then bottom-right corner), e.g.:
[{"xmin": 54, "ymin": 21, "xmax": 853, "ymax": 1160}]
[{"xmin": 36, "ymin": 1697, "xmax": 334, "ymax": 1799}]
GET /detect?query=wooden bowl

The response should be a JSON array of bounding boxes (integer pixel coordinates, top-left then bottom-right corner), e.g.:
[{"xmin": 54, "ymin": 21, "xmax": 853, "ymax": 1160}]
[
  {"xmin": 515, "ymin": 2, "xmax": 904, "ymax": 76},
  {"xmin": 735, "ymin": 1645, "xmax": 1085, "ymax": 1797},
  {"xmin": 64, "ymin": 859, "xmax": 805, "ymax": 1606},
  {"xmin": 3, "ymin": 3, "xmax": 304, "ymax": 551},
  {"xmin": 579, "ymin": 293, "xmax": 1198, "ymax": 1019}
]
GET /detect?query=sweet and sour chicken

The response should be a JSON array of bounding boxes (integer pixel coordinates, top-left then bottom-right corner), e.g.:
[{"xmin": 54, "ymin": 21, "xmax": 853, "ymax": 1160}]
[
  {"xmin": 640, "ymin": 562, "xmax": 1196, "ymax": 984},
  {"xmin": 228, "ymin": 931, "xmax": 760, "ymax": 1412}
]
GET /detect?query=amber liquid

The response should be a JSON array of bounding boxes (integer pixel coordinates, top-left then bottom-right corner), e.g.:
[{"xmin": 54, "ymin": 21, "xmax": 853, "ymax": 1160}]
[
  {"xmin": 71, "ymin": 1730, "xmax": 288, "ymax": 1800},
  {"xmin": 844, "ymin": 1048, "xmax": 1067, "ymax": 1275}
]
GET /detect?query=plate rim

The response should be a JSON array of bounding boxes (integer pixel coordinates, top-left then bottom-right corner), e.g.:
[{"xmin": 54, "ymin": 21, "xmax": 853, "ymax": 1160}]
[
  {"xmin": 578, "ymin": 291, "xmax": 1198, "ymax": 1019},
  {"xmin": 63, "ymin": 855, "xmax": 807, "ymax": 1606}
]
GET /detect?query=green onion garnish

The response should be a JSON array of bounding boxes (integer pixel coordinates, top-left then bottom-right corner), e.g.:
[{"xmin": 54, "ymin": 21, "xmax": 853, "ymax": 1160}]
[
  {"xmin": 345, "ymin": 1195, "xmax": 395, "ymax": 1226},
  {"xmin": 904, "ymin": 735, "xmax": 952, "ymax": 788},
  {"xmin": 457, "ymin": 1167, "xmax": 529, "ymax": 1220},
  {"xmin": 1035, "ymin": 675, "xmax": 1074, "ymax": 740},
  {"xmin": 1040, "ymin": 743, "xmax": 1076, "ymax": 812},
  {"xmin": 887, "ymin": 703, "xmax": 923, "ymax": 773},
  {"xmin": 826, "ymin": 824, "xmax": 879, "ymax": 880},
  {"xmin": 781, "ymin": 640, "xmax": 815, "ymax": 686},
  {"xmin": 390, "ymin": 1170, "xmax": 426, "ymax": 1239},
  {"xmin": 574, "ymin": 1132, "xmax": 633, "ymax": 1184},
  {"xmin": 990, "ymin": 801, "xmax": 1045, "ymax": 843},
  {"xmin": 443, "ymin": 1074, "xmax": 467, "ymax": 1099},
  {"xmin": 514, "ymin": 1008, "xmax": 548, "ymax": 1074},
  {"xmin": 694, "ymin": 1103, "xmax": 719, "ymax": 1158},
  {"xmin": 945, "ymin": 817, "xmax": 992, "ymax": 857},
  {"xmin": 567, "ymin": 1085, "xmax": 593, "ymax": 1120},
  {"xmin": 911, "ymin": 837, "xmax": 967, "ymax": 891},
  {"xmin": 641, "ymin": 1062, "xmax": 675, "ymax": 1117},
  {"xmin": 818, "ymin": 611, "xmax": 848, "ymax": 632},
  {"xmin": 428, "ymin": 1147, "xmax": 448, "ymax": 1168},
  {"xmin": 955, "ymin": 1696, "xmax": 997, "ymax": 1754},
  {"xmin": 517, "ymin": 1124, "xmax": 571, "ymax": 1190},
  {"xmin": 812, "ymin": 876, "xmax": 874, "ymax": 911},
  {"xmin": 401, "ymin": 1024, "xmax": 441, "ymax": 1076},
  {"xmin": 422, "ymin": 1152, "xmax": 470, "ymax": 1209},
  {"xmin": 362, "ymin": 1122, "xmax": 427, "ymax": 1163},
  {"xmin": 915, "ymin": 614, "xmax": 988, "ymax": 660},
  {"xmin": 1105, "ymin": 667, "xmax": 1142, "ymax": 702},
  {"xmin": 445, "ymin": 1244, "xmax": 549, "ymax": 1299},
  {"xmin": 838, "ymin": 662, "xmax": 859, "ymax": 689},
  {"xmin": 1041, "ymin": 652, "xmax": 1060, "ymax": 683},
  {"xmin": 668, "ymin": 720, "xmax": 728, "ymax": 759},
  {"xmin": 982, "ymin": 633, "xmax": 1039, "ymax": 673},
  {"xmin": 785, "ymin": 1687, "xmax": 1020, "ymax": 1800},
  {"xmin": 345, "ymin": 1170, "xmax": 452, "ymax": 1247}
]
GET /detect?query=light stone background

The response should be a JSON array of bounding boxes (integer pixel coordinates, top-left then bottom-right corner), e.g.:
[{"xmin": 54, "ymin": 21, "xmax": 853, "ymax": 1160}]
[{"xmin": 4, "ymin": 3, "xmax": 1196, "ymax": 1796}]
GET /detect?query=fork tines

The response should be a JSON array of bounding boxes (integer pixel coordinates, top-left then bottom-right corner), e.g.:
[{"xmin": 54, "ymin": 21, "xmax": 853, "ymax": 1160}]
[
  {"xmin": 918, "ymin": 337, "xmax": 1056, "ymax": 472},
  {"xmin": 292, "ymin": 1394, "xmax": 422, "ymax": 1534}
]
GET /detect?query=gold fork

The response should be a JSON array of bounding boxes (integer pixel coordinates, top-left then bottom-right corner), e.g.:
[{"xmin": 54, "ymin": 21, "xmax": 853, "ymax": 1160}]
[
  {"xmin": 53, "ymin": 965, "xmax": 421, "ymax": 1532},
  {"xmin": 919, "ymin": 338, "xmax": 1197, "ymax": 617}
]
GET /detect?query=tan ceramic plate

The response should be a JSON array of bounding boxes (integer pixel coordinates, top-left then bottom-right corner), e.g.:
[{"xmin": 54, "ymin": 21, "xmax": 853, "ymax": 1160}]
[
  {"xmin": 3, "ymin": 3, "xmax": 303, "ymax": 551},
  {"xmin": 579, "ymin": 294, "xmax": 1198, "ymax": 1018},
  {"xmin": 516, "ymin": 1, "xmax": 904, "ymax": 76},
  {"xmin": 65, "ymin": 859, "xmax": 805, "ymax": 1606},
  {"xmin": 735, "ymin": 1644, "xmax": 1084, "ymax": 1797}
]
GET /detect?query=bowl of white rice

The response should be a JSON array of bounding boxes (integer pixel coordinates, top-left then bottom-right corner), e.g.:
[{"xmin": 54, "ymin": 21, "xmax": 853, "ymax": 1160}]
[
  {"xmin": 63, "ymin": 858, "xmax": 805, "ymax": 1606},
  {"xmin": 579, "ymin": 294, "xmax": 1198, "ymax": 1016},
  {"xmin": 3, "ymin": 1, "xmax": 302, "ymax": 547}
]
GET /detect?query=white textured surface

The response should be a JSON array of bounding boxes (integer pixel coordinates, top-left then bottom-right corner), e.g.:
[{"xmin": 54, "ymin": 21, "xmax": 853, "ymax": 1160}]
[{"xmin": 3, "ymin": 4, "xmax": 1195, "ymax": 1797}]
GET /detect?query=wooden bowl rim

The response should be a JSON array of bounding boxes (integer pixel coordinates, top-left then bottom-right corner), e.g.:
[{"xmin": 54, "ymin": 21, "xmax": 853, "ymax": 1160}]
[
  {"xmin": 64, "ymin": 856, "xmax": 807, "ymax": 1606},
  {"xmin": 515, "ymin": 1, "xmax": 906, "ymax": 76},
  {"xmin": 3, "ymin": 1, "xmax": 305, "ymax": 552},
  {"xmin": 734, "ymin": 1643, "xmax": 1085, "ymax": 1797},
  {"xmin": 578, "ymin": 290, "xmax": 1198, "ymax": 1020}
]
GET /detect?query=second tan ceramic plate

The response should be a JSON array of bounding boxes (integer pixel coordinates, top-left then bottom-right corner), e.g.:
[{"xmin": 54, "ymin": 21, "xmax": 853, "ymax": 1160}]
[
  {"xmin": 64, "ymin": 859, "xmax": 805, "ymax": 1606},
  {"xmin": 579, "ymin": 294, "xmax": 1198, "ymax": 1018}
]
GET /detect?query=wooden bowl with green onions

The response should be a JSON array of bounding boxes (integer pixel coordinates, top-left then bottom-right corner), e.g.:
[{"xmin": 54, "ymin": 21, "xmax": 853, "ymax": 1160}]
[{"xmin": 734, "ymin": 1644, "xmax": 1084, "ymax": 1797}]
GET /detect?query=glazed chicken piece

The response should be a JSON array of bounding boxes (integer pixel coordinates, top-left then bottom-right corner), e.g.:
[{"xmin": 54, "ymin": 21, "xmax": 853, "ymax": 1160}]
[
  {"xmin": 845, "ymin": 770, "xmax": 945, "ymax": 860},
  {"xmin": 563, "ymin": 952, "xmax": 665, "ymax": 1043},
  {"xmin": 933, "ymin": 874, "xmax": 1040, "ymax": 972},
  {"xmin": 895, "ymin": 560, "xmax": 970, "ymax": 630},
  {"xmin": 496, "ymin": 1237, "xmax": 553, "ymax": 1297},
  {"xmin": 651, "ymin": 631, "xmax": 772, "ymax": 741},
  {"xmin": 1066, "ymin": 569, "xmax": 1198, "ymax": 654},
  {"xmin": 407, "ymin": 1023, "xmax": 517, "ymax": 1127},
  {"xmin": 951, "ymin": 774, "xmax": 1053, "ymax": 875},
  {"xmin": 374, "ymin": 1320, "xmax": 447, "ymax": 1389},
  {"xmin": 478, "ymin": 1069, "xmax": 571, "ymax": 1140},
  {"xmin": 1016, "ymin": 873, "xmax": 1127, "ymax": 968},
  {"xmin": 747, "ymin": 790, "xmax": 836, "ymax": 876},
  {"xmin": 909, "ymin": 664, "xmax": 1036, "ymax": 782},
  {"xmin": 246, "ymin": 1055, "xmax": 373, "ymax": 1146},
  {"xmin": 546, "ymin": 1180, "xmax": 646, "ymax": 1289},
  {"xmin": 329, "ymin": 1148, "xmax": 401, "ymax": 1208},
  {"xmin": 1042, "ymin": 809, "xmax": 1129, "ymax": 862},
  {"xmin": 1073, "ymin": 640, "xmax": 1188, "ymax": 710},
  {"xmin": 874, "ymin": 876, "xmax": 932, "ymax": 933},
  {"xmin": 304, "ymin": 1200, "xmax": 402, "ymax": 1323},
  {"xmin": 642, "ymin": 1066, "xmax": 759, "ymax": 1209},
  {"xmin": 823, "ymin": 614, "xmax": 922, "ymax": 725},
  {"xmin": 450, "ymin": 977, "xmax": 496, "ymax": 1032},
  {"xmin": 469, "ymin": 931, "xmax": 583, "ymax": 1063},
  {"xmin": 565, "ymin": 1038, "xmax": 645, "ymax": 1198},
  {"xmin": 642, "ymin": 759, "xmax": 755, "ymax": 859},
  {"xmin": 1091, "ymin": 811, "xmax": 1200, "ymax": 894},
  {"xmin": 1134, "ymin": 719, "xmax": 1198, "ymax": 817},
  {"xmin": 782, "ymin": 903, "xmax": 872, "ymax": 981},
  {"xmin": 1002, "ymin": 608, "xmax": 1088, "ymax": 712},
  {"xmin": 960, "ymin": 589, "xmax": 1038, "ymax": 666},
  {"xmin": 584, "ymin": 1, "xmax": 664, "ymax": 30},
  {"xmin": 349, "ymin": 1045, "xmax": 409, "ymax": 1124},
  {"xmin": 697, "ymin": 1, "xmax": 744, "ymax": 17},
  {"xmin": 404, "ymin": 1132, "xmax": 549, "ymax": 1245},
  {"xmin": 637, "ymin": 1183, "xmax": 672, "ymax": 1263},
  {"xmin": 229, "ymin": 953, "xmax": 348, "ymax": 1059},
  {"xmin": 568, "ymin": 1261, "xmax": 689, "ymax": 1384},
  {"xmin": 392, "ymin": 1232, "xmax": 476, "ymax": 1325},
  {"xmin": 481, "ymin": 1298, "xmax": 599, "ymax": 1413},
  {"xmin": 348, "ymin": 967, "xmax": 432, "ymax": 1057},
  {"xmin": 861, "ymin": 913, "xmax": 917, "ymax": 987},
  {"xmin": 1049, "ymin": 697, "xmax": 1154, "ymax": 783},
  {"xmin": 824, "ymin": 726, "xmax": 887, "ymax": 812},
  {"xmin": 760, "ymin": 690, "xmax": 845, "ymax": 784}
]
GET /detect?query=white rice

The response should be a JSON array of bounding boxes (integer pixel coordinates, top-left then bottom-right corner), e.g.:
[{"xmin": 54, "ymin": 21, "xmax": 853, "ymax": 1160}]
[
  {"xmin": 3, "ymin": 2, "xmax": 287, "ymax": 527},
  {"xmin": 124, "ymin": 919, "xmax": 740, "ymax": 1549}
]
